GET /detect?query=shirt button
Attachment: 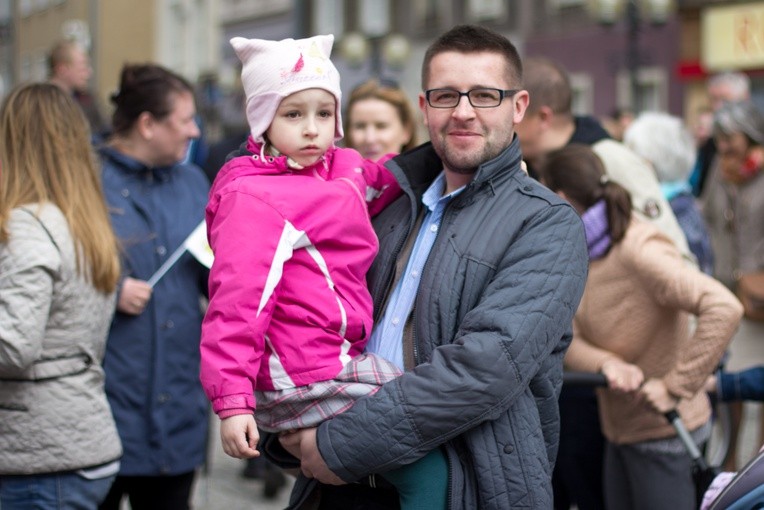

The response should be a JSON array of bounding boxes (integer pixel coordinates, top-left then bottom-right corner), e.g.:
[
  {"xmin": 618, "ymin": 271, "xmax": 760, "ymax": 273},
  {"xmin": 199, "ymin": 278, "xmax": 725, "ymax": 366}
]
[
  {"xmin": 504, "ymin": 444, "xmax": 514, "ymax": 454},
  {"xmin": 158, "ymin": 393, "xmax": 171, "ymax": 403},
  {"xmin": 162, "ymin": 320, "xmax": 174, "ymax": 329},
  {"xmin": 156, "ymin": 245, "xmax": 167, "ymax": 256},
  {"xmin": 391, "ymin": 317, "xmax": 400, "ymax": 326},
  {"xmin": 430, "ymin": 224, "xmax": 438, "ymax": 233},
  {"xmin": 411, "ymin": 270, "xmax": 419, "ymax": 278},
  {"xmin": 121, "ymin": 189, "xmax": 130, "ymax": 197}
]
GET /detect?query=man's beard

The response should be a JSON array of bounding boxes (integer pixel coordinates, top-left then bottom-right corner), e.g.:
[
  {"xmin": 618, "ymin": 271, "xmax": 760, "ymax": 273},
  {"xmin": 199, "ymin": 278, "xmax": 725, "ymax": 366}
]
[{"xmin": 435, "ymin": 137, "xmax": 502, "ymax": 175}]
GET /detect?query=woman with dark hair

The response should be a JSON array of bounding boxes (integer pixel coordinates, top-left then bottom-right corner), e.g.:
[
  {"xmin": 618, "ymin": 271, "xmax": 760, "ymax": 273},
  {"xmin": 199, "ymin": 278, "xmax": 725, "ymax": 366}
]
[
  {"xmin": 98, "ymin": 64, "xmax": 210, "ymax": 510},
  {"xmin": 344, "ymin": 78, "xmax": 418, "ymax": 161},
  {"xmin": 0, "ymin": 83, "xmax": 121, "ymax": 509},
  {"xmin": 540, "ymin": 144, "xmax": 742, "ymax": 510}
]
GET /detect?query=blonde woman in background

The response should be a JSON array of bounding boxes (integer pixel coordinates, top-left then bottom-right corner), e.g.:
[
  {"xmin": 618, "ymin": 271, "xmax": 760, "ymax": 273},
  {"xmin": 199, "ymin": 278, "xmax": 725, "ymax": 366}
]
[
  {"xmin": 0, "ymin": 83, "xmax": 122, "ymax": 509},
  {"xmin": 344, "ymin": 78, "xmax": 419, "ymax": 161}
]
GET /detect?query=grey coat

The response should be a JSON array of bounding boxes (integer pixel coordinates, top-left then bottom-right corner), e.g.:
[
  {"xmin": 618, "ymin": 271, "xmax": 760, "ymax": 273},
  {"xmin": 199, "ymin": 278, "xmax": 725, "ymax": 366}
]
[
  {"xmin": 702, "ymin": 159, "xmax": 764, "ymax": 290},
  {"xmin": 0, "ymin": 204, "xmax": 121, "ymax": 474},
  {"xmin": 290, "ymin": 138, "xmax": 588, "ymax": 509}
]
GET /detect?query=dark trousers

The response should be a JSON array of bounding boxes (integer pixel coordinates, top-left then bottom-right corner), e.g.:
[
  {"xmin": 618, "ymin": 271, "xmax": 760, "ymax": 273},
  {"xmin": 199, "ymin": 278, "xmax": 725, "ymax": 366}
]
[
  {"xmin": 317, "ymin": 483, "xmax": 400, "ymax": 510},
  {"xmin": 98, "ymin": 471, "xmax": 196, "ymax": 510},
  {"xmin": 553, "ymin": 386, "xmax": 605, "ymax": 510}
]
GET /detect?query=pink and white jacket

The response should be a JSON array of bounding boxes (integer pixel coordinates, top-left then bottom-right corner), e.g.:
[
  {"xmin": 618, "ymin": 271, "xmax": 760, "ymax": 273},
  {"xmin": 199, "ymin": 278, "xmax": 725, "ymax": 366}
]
[{"xmin": 200, "ymin": 138, "xmax": 401, "ymax": 416}]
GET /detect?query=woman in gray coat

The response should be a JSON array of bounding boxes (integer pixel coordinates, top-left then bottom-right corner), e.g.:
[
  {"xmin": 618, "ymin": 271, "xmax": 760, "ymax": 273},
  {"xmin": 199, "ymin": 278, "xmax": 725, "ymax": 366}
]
[
  {"xmin": 702, "ymin": 99, "xmax": 764, "ymax": 470},
  {"xmin": 0, "ymin": 84, "xmax": 122, "ymax": 508}
]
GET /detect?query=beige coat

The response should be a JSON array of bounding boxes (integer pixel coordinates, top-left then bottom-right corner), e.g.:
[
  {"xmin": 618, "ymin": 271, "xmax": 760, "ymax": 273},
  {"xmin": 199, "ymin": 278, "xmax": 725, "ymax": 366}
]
[
  {"xmin": 565, "ymin": 219, "xmax": 742, "ymax": 444},
  {"xmin": 0, "ymin": 203, "xmax": 121, "ymax": 474}
]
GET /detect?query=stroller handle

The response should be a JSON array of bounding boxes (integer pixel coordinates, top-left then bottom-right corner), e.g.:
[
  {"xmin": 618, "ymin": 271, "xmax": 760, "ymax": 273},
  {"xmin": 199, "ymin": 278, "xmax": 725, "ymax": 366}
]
[{"xmin": 562, "ymin": 371, "xmax": 608, "ymax": 387}]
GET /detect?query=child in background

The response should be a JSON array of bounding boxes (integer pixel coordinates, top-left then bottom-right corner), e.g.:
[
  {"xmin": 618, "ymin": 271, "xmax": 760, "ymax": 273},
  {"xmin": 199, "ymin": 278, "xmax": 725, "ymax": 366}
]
[{"xmin": 200, "ymin": 35, "xmax": 448, "ymax": 509}]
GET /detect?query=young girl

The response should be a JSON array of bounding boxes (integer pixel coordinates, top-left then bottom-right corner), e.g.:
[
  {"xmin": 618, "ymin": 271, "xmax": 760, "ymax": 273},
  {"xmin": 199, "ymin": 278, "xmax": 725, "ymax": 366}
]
[{"xmin": 200, "ymin": 35, "xmax": 447, "ymax": 509}]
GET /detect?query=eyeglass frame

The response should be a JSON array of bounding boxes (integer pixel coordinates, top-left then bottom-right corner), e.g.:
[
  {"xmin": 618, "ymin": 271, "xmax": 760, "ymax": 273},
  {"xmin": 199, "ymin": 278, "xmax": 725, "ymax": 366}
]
[{"xmin": 424, "ymin": 88, "xmax": 521, "ymax": 109}]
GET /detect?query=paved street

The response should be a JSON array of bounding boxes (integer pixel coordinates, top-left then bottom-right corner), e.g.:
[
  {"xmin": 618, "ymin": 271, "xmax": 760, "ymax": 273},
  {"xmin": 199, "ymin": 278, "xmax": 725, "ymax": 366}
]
[
  {"xmin": 192, "ymin": 418, "xmax": 294, "ymax": 510},
  {"xmin": 185, "ymin": 401, "xmax": 764, "ymax": 510}
]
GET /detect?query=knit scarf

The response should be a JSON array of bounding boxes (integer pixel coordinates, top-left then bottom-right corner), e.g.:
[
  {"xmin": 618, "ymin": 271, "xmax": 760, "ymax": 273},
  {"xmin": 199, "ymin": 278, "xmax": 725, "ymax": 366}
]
[{"xmin": 581, "ymin": 199, "xmax": 611, "ymax": 260}]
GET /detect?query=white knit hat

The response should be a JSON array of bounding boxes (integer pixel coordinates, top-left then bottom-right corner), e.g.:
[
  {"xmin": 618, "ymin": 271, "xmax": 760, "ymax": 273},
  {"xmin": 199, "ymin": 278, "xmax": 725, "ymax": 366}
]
[{"xmin": 231, "ymin": 34, "xmax": 343, "ymax": 143}]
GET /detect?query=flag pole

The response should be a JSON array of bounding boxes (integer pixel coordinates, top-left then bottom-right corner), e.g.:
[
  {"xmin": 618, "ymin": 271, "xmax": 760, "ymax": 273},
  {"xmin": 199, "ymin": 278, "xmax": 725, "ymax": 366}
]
[{"xmin": 147, "ymin": 243, "xmax": 188, "ymax": 288}]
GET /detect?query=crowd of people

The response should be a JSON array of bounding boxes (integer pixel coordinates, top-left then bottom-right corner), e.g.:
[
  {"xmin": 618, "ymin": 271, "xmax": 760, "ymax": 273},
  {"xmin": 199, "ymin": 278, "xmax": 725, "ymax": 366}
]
[{"xmin": 0, "ymin": 23, "xmax": 763, "ymax": 510}]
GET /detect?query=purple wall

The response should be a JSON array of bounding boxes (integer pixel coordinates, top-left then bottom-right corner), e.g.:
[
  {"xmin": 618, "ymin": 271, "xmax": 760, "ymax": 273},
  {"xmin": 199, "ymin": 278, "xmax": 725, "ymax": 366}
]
[{"xmin": 524, "ymin": 19, "xmax": 683, "ymax": 117}]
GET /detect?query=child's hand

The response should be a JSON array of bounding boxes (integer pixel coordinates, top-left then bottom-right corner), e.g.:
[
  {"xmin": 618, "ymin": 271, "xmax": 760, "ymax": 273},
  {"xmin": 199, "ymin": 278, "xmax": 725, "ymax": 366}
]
[{"xmin": 220, "ymin": 414, "xmax": 260, "ymax": 459}]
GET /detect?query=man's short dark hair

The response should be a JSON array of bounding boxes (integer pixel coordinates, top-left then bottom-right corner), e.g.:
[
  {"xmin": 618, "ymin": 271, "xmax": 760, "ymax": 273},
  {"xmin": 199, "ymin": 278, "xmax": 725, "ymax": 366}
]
[
  {"xmin": 522, "ymin": 56, "xmax": 572, "ymax": 116},
  {"xmin": 421, "ymin": 25, "xmax": 522, "ymax": 90}
]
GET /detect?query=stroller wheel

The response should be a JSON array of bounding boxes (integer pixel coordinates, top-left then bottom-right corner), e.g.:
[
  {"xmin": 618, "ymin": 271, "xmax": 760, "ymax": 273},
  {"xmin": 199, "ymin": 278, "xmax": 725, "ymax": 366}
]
[{"xmin": 707, "ymin": 400, "xmax": 733, "ymax": 469}]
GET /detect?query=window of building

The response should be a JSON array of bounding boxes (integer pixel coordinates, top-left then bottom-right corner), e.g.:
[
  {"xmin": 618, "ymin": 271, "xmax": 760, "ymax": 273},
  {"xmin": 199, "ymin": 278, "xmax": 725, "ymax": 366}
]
[
  {"xmin": 466, "ymin": 0, "xmax": 507, "ymax": 22},
  {"xmin": 570, "ymin": 72, "xmax": 593, "ymax": 115},
  {"xmin": 313, "ymin": 0, "xmax": 344, "ymax": 37},
  {"xmin": 19, "ymin": 0, "xmax": 33, "ymax": 17},
  {"xmin": 616, "ymin": 66, "xmax": 667, "ymax": 112},
  {"xmin": 412, "ymin": 0, "xmax": 453, "ymax": 33},
  {"xmin": 549, "ymin": 0, "xmax": 585, "ymax": 8}
]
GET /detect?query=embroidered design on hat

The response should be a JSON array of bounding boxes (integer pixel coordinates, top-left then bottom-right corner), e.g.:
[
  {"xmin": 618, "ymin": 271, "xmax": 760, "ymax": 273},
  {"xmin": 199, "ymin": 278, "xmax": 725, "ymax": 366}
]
[{"xmin": 293, "ymin": 54, "xmax": 304, "ymax": 73}]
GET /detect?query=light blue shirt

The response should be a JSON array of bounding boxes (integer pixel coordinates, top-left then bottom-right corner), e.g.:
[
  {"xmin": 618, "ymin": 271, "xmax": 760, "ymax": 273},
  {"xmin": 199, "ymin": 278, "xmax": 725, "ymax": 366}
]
[{"xmin": 365, "ymin": 172, "xmax": 465, "ymax": 369}]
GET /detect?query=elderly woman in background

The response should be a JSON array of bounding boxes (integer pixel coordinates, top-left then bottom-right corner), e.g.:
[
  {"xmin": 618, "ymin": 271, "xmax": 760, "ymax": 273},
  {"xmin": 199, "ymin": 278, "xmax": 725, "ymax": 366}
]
[
  {"xmin": 624, "ymin": 111, "xmax": 714, "ymax": 275},
  {"xmin": 540, "ymin": 144, "xmax": 742, "ymax": 510},
  {"xmin": 98, "ymin": 64, "xmax": 210, "ymax": 510},
  {"xmin": 0, "ymin": 83, "xmax": 122, "ymax": 509},
  {"xmin": 344, "ymin": 78, "xmax": 419, "ymax": 161},
  {"xmin": 702, "ymin": 99, "xmax": 764, "ymax": 470}
]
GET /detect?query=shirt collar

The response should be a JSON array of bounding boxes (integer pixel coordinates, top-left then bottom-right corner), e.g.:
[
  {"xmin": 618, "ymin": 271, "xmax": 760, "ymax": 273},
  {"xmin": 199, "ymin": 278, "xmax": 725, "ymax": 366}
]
[{"xmin": 422, "ymin": 171, "xmax": 466, "ymax": 213}]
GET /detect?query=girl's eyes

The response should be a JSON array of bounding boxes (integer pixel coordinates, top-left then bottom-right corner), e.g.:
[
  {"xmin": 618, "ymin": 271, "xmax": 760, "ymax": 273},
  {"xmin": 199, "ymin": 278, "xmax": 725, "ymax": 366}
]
[{"xmin": 282, "ymin": 110, "xmax": 333, "ymax": 119}]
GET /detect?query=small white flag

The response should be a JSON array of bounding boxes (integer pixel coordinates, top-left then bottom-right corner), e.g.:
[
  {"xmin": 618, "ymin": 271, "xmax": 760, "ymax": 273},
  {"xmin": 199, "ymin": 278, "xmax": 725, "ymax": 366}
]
[
  {"xmin": 147, "ymin": 220, "xmax": 213, "ymax": 288},
  {"xmin": 184, "ymin": 220, "xmax": 214, "ymax": 269}
]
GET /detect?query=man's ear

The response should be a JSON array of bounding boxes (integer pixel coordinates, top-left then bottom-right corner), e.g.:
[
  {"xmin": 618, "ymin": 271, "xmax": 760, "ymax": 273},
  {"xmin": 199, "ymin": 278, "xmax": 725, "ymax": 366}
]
[
  {"xmin": 419, "ymin": 93, "xmax": 429, "ymax": 127},
  {"xmin": 512, "ymin": 90, "xmax": 530, "ymax": 124},
  {"xmin": 536, "ymin": 105, "xmax": 555, "ymax": 128}
]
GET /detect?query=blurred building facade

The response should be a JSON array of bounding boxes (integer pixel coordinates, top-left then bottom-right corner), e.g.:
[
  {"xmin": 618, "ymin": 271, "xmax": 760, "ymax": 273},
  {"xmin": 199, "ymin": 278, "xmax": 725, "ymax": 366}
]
[
  {"xmin": 3, "ymin": 0, "xmax": 764, "ymax": 131},
  {"xmin": 10, "ymin": 0, "xmax": 218, "ymax": 120}
]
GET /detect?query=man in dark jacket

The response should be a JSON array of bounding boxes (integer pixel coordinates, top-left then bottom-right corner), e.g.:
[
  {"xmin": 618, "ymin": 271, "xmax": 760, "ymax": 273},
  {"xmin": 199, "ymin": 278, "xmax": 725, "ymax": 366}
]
[{"xmin": 273, "ymin": 25, "xmax": 588, "ymax": 509}]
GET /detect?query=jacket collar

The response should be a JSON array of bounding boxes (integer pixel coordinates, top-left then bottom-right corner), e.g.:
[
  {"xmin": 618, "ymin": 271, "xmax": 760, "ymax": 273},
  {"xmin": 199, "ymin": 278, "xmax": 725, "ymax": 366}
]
[
  {"xmin": 390, "ymin": 134, "xmax": 524, "ymax": 198},
  {"xmin": 99, "ymin": 145, "xmax": 175, "ymax": 182}
]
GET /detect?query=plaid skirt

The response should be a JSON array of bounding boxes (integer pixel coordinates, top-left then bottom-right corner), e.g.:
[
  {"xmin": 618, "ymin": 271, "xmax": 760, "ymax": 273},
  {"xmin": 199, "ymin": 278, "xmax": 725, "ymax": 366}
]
[{"xmin": 255, "ymin": 353, "xmax": 402, "ymax": 432}]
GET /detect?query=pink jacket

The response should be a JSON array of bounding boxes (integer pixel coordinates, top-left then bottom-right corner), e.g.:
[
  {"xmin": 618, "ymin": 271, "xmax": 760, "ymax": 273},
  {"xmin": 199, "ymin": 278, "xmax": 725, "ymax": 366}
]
[{"xmin": 200, "ymin": 138, "xmax": 401, "ymax": 416}]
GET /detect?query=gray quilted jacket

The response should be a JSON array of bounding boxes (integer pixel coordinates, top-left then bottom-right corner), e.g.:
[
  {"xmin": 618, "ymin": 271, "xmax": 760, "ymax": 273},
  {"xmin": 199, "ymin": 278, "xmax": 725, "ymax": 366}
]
[
  {"xmin": 286, "ymin": 137, "xmax": 588, "ymax": 509},
  {"xmin": 0, "ymin": 203, "xmax": 121, "ymax": 474}
]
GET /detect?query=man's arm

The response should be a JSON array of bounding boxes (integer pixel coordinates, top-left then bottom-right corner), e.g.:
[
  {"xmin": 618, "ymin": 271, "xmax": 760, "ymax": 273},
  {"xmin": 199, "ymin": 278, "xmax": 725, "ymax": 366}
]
[{"xmin": 311, "ymin": 202, "xmax": 588, "ymax": 482}]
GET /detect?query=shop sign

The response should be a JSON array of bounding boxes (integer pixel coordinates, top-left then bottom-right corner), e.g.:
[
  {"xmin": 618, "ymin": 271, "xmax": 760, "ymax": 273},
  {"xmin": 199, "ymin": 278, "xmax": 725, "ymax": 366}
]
[{"xmin": 703, "ymin": 2, "xmax": 764, "ymax": 70}]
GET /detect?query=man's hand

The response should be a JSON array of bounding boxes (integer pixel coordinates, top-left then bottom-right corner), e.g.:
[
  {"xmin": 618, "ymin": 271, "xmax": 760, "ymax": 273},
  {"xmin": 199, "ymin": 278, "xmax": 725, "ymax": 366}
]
[
  {"xmin": 639, "ymin": 378, "xmax": 679, "ymax": 413},
  {"xmin": 280, "ymin": 428, "xmax": 346, "ymax": 485},
  {"xmin": 220, "ymin": 414, "xmax": 260, "ymax": 459}
]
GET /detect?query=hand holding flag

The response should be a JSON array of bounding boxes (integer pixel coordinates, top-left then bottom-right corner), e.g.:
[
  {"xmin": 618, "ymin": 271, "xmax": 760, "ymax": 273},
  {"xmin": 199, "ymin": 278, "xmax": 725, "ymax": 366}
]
[{"xmin": 147, "ymin": 220, "xmax": 213, "ymax": 287}]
